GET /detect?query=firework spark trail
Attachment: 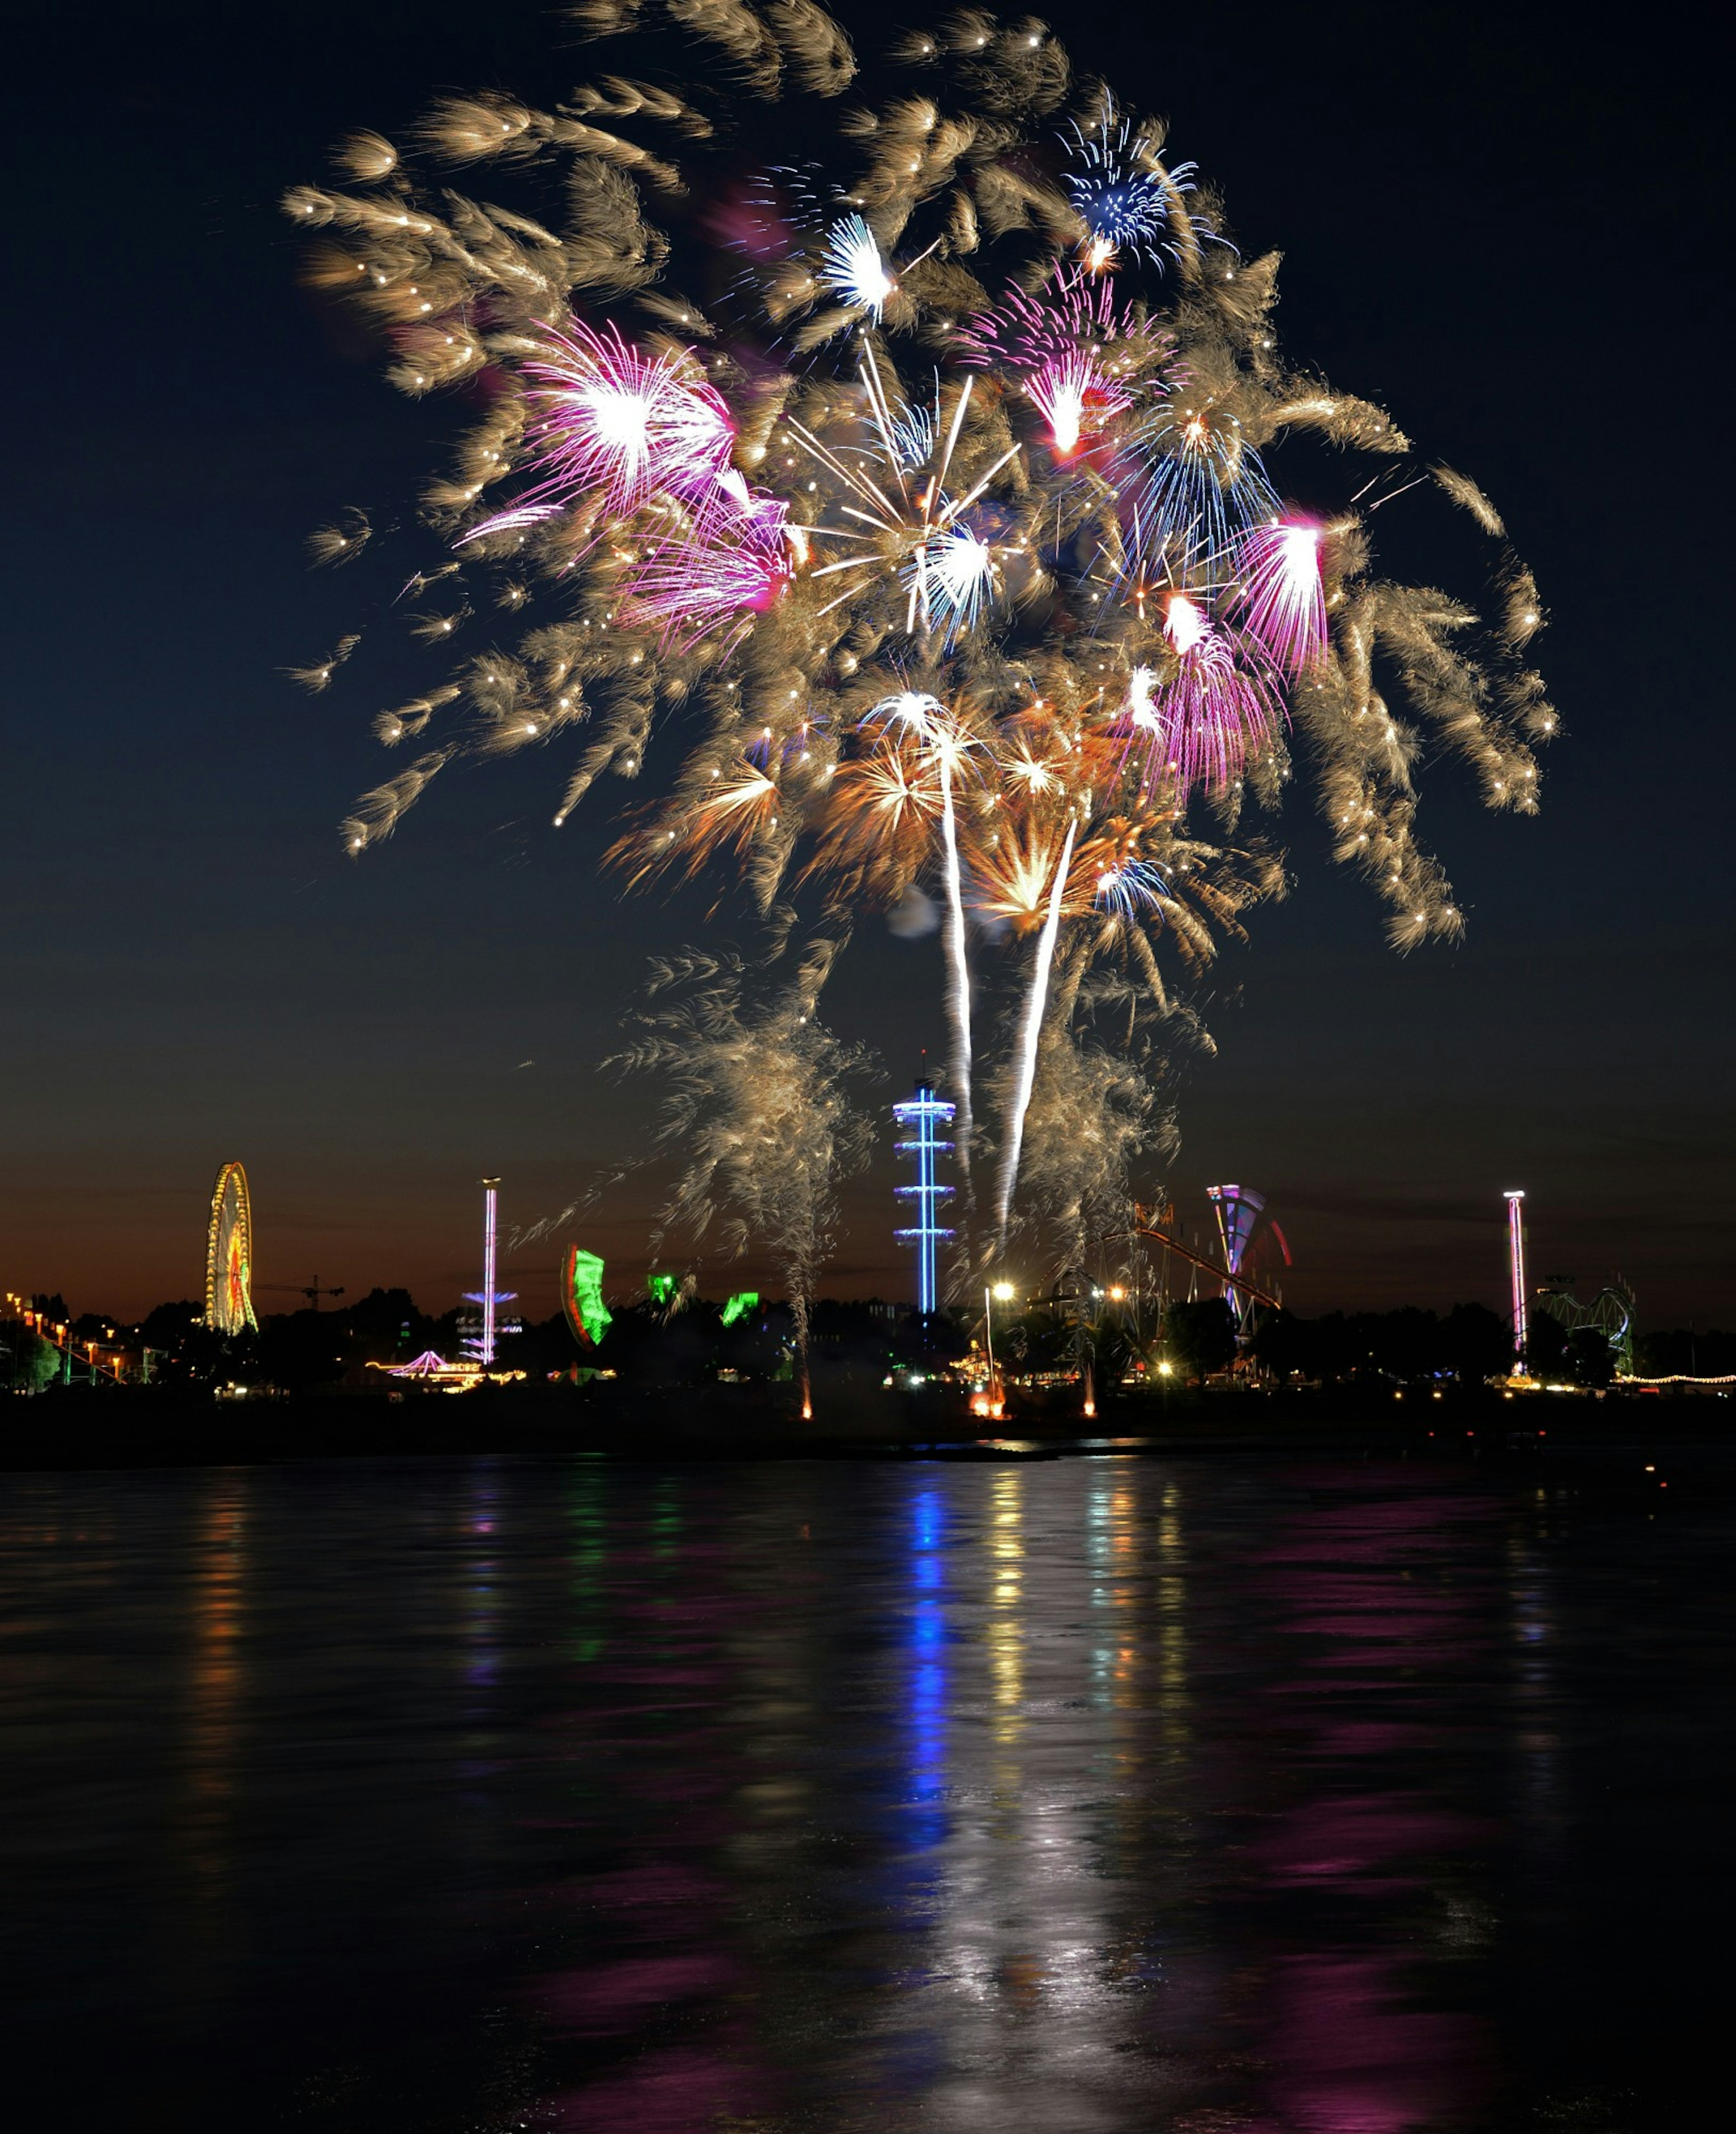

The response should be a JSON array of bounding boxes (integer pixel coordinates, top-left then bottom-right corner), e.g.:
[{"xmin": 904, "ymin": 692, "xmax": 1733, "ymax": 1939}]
[
  {"xmin": 937, "ymin": 745, "xmax": 974, "ymax": 1197},
  {"xmin": 994, "ymin": 813, "xmax": 1078, "ymax": 1253}
]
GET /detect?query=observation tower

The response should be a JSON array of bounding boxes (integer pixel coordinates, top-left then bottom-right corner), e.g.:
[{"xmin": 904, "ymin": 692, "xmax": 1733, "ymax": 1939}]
[
  {"xmin": 893, "ymin": 1079, "xmax": 955, "ymax": 1316},
  {"xmin": 462, "ymin": 1176, "xmax": 519, "ymax": 1367},
  {"xmin": 1206, "ymin": 1183, "xmax": 1265, "ymax": 1334}
]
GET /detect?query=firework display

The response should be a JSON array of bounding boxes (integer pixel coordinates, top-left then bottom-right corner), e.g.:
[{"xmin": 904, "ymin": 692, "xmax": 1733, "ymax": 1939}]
[{"xmin": 291, "ymin": 2, "xmax": 1552, "ymax": 1313}]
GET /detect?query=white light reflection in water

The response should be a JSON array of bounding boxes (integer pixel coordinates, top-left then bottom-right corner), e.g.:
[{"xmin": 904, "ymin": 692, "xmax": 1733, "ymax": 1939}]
[
  {"xmin": 1156, "ymin": 1481, "xmax": 1190, "ymax": 1756},
  {"xmin": 988, "ymin": 1467, "xmax": 1024, "ymax": 1751},
  {"xmin": 1509, "ymin": 1497, "xmax": 1561, "ymax": 1866},
  {"xmin": 900, "ymin": 1460, "xmax": 1187, "ymax": 2105}
]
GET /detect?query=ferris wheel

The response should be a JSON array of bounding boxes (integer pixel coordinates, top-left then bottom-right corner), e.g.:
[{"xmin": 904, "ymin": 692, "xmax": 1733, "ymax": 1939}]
[{"xmin": 204, "ymin": 1161, "xmax": 259, "ymax": 1336}]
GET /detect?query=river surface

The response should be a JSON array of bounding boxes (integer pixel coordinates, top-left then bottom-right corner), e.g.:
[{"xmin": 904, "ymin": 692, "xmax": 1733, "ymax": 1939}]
[{"xmin": 1, "ymin": 1452, "xmax": 1725, "ymax": 2130}]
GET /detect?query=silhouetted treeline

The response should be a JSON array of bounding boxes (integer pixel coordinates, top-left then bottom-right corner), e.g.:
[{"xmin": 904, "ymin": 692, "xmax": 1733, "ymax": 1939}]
[
  {"xmin": 1633, "ymin": 1327, "xmax": 1736, "ymax": 1379},
  {"xmin": 56, "ymin": 1288, "xmax": 938, "ymax": 1394},
  {"xmin": 121, "ymin": 1289, "xmax": 461, "ymax": 1392},
  {"xmin": 1250, "ymin": 1302, "xmax": 1516, "ymax": 1386}
]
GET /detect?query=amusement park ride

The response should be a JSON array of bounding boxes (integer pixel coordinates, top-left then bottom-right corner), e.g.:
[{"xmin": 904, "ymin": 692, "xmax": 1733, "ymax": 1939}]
[
  {"xmin": 462, "ymin": 1177, "xmax": 520, "ymax": 1367},
  {"xmin": 1502, "ymin": 1190, "xmax": 1636, "ymax": 1379},
  {"xmin": 1130, "ymin": 1194, "xmax": 1288, "ymax": 1319},
  {"xmin": 1536, "ymin": 1273, "xmax": 1637, "ymax": 1376},
  {"xmin": 204, "ymin": 1161, "xmax": 259, "ymax": 1336}
]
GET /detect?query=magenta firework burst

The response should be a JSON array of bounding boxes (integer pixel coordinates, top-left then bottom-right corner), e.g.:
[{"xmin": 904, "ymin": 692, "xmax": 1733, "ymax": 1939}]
[
  {"xmin": 1234, "ymin": 519, "xmax": 1329, "ymax": 676},
  {"xmin": 475, "ymin": 321, "xmax": 737, "ymax": 537}
]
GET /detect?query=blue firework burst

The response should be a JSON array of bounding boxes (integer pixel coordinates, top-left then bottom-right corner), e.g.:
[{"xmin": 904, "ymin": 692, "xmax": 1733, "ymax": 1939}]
[{"xmin": 1064, "ymin": 115, "xmax": 1199, "ymax": 269}]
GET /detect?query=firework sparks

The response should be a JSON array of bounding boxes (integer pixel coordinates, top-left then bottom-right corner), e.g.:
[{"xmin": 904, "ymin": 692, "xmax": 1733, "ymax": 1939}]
[
  {"xmin": 1027, "ymin": 352, "xmax": 1133, "ymax": 458},
  {"xmin": 1093, "ymin": 856, "xmax": 1168, "ymax": 921},
  {"xmin": 294, "ymin": 2, "xmax": 1554, "ymax": 1302},
  {"xmin": 821, "ymin": 213, "xmax": 894, "ymax": 319},
  {"xmin": 958, "ymin": 265, "xmax": 1163, "ymax": 374},
  {"xmin": 1127, "ymin": 402, "xmax": 1279, "ymax": 570},
  {"xmin": 609, "ymin": 947, "xmax": 873, "ymax": 1396},
  {"xmin": 1109, "ymin": 594, "xmax": 1281, "ymax": 796},
  {"xmin": 1236, "ymin": 519, "xmax": 1328, "ymax": 674},
  {"xmin": 621, "ymin": 491, "xmax": 793, "ymax": 645},
  {"xmin": 907, "ymin": 524, "xmax": 995, "ymax": 646},
  {"xmin": 474, "ymin": 321, "xmax": 736, "ymax": 538},
  {"xmin": 1063, "ymin": 113, "xmax": 1204, "ymax": 273},
  {"xmin": 860, "ymin": 692, "xmax": 979, "ymax": 1196}
]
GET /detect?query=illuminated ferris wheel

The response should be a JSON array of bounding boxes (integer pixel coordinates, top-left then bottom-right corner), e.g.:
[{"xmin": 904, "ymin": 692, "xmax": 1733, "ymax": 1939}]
[{"xmin": 204, "ymin": 1161, "xmax": 259, "ymax": 1336}]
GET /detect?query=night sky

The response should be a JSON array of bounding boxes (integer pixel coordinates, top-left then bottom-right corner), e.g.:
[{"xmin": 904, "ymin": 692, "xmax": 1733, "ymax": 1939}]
[{"xmin": 5, "ymin": 0, "xmax": 1731, "ymax": 1326}]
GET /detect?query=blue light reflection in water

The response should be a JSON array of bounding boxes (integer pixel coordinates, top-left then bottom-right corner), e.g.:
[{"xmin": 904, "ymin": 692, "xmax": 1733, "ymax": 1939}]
[{"xmin": 906, "ymin": 1487, "xmax": 947, "ymax": 1855}]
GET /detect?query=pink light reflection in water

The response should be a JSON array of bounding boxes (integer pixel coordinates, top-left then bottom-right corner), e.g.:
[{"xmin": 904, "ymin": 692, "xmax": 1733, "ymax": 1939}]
[
  {"xmin": 1250, "ymin": 1954, "xmax": 1488, "ymax": 2134},
  {"xmin": 1244, "ymin": 1478, "xmax": 1500, "ymax": 2130},
  {"xmin": 543, "ymin": 2044, "xmax": 761, "ymax": 2133},
  {"xmin": 542, "ymin": 1951, "xmax": 737, "ymax": 2035}
]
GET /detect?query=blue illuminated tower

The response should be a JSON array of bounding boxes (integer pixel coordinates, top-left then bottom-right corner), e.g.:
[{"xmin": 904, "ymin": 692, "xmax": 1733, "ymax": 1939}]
[{"xmin": 893, "ymin": 1079, "xmax": 956, "ymax": 1315}]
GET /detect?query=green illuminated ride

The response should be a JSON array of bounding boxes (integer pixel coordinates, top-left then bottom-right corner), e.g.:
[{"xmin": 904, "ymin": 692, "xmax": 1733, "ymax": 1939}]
[{"xmin": 561, "ymin": 1247, "xmax": 613, "ymax": 1347}]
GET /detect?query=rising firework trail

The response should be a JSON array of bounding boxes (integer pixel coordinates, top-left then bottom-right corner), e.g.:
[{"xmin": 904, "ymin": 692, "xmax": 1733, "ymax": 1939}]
[
  {"xmin": 995, "ymin": 812, "xmax": 1077, "ymax": 1249},
  {"xmin": 937, "ymin": 742, "xmax": 974, "ymax": 1196},
  {"xmin": 290, "ymin": 4, "xmax": 1555, "ymax": 1314}
]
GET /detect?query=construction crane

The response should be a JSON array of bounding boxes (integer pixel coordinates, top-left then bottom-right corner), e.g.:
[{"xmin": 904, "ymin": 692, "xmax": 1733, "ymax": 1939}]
[{"xmin": 260, "ymin": 1277, "xmax": 347, "ymax": 1311}]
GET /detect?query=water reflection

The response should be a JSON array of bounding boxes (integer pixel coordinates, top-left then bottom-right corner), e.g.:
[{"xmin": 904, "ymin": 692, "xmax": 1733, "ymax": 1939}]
[
  {"xmin": 1248, "ymin": 1482, "xmax": 1497, "ymax": 2130},
  {"xmin": 183, "ymin": 1470, "xmax": 249, "ymax": 1889},
  {"xmin": 0, "ymin": 1457, "xmax": 1720, "ymax": 2131},
  {"xmin": 907, "ymin": 1488, "xmax": 947, "ymax": 1854}
]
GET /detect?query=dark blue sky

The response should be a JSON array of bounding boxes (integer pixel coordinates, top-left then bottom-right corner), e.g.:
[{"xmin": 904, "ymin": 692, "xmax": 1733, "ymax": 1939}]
[{"xmin": 4, "ymin": 0, "xmax": 1731, "ymax": 1324}]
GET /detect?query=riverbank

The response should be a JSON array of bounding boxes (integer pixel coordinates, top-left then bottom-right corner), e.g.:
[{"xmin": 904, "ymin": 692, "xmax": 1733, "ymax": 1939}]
[{"xmin": 1, "ymin": 1379, "xmax": 1725, "ymax": 1473}]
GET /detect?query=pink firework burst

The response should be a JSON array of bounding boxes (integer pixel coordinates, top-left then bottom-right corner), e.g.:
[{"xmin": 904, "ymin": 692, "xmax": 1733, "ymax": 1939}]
[
  {"xmin": 1233, "ymin": 518, "xmax": 1328, "ymax": 675},
  {"xmin": 956, "ymin": 266, "xmax": 1166, "ymax": 379},
  {"xmin": 475, "ymin": 320, "xmax": 736, "ymax": 538},
  {"xmin": 1113, "ymin": 593, "xmax": 1279, "ymax": 796},
  {"xmin": 621, "ymin": 487, "xmax": 793, "ymax": 647}
]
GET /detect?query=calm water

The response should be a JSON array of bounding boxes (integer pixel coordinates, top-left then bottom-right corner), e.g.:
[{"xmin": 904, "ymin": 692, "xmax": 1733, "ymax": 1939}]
[{"xmin": 2, "ymin": 1453, "xmax": 1726, "ymax": 2130}]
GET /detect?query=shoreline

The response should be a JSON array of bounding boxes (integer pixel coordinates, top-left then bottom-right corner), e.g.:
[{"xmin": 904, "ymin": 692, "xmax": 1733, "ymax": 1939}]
[{"xmin": 1, "ymin": 1383, "xmax": 1724, "ymax": 1477}]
